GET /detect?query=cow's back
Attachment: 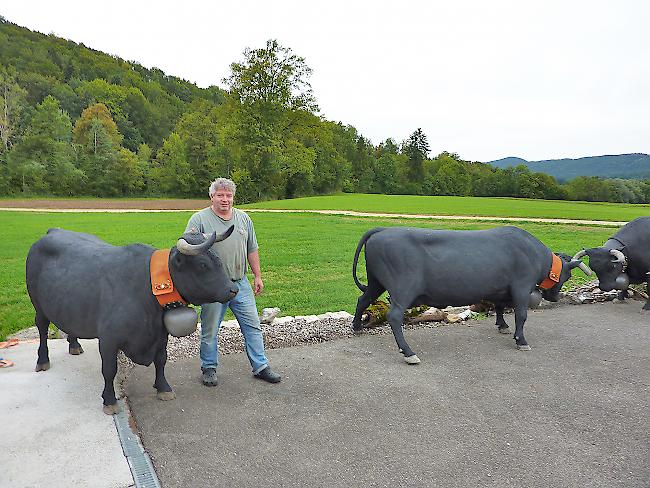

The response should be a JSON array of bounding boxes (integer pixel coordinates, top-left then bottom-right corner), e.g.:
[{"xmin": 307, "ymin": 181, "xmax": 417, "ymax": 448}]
[
  {"xmin": 615, "ymin": 217, "xmax": 650, "ymax": 248},
  {"xmin": 614, "ymin": 217, "xmax": 650, "ymax": 274},
  {"xmin": 363, "ymin": 226, "xmax": 548, "ymax": 306},
  {"xmin": 26, "ymin": 229, "xmax": 154, "ymax": 338},
  {"xmin": 365, "ymin": 226, "xmax": 544, "ymax": 271}
]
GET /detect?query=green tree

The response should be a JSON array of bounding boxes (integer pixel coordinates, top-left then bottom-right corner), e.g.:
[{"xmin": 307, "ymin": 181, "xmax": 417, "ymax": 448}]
[
  {"xmin": 223, "ymin": 39, "xmax": 318, "ymax": 200},
  {"xmin": 7, "ymin": 96, "xmax": 82, "ymax": 194},
  {"xmin": 426, "ymin": 157, "xmax": 471, "ymax": 196},
  {"xmin": 0, "ymin": 67, "xmax": 28, "ymax": 152},
  {"xmin": 73, "ymin": 103, "xmax": 123, "ymax": 149},
  {"xmin": 402, "ymin": 128, "xmax": 430, "ymax": 188},
  {"xmin": 153, "ymin": 132, "xmax": 194, "ymax": 196},
  {"xmin": 225, "ymin": 39, "xmax": 317, "ymax": 112}
]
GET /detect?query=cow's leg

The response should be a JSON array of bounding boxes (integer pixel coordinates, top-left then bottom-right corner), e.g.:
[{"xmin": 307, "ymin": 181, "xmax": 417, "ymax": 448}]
[
  {"xmin": 512, "ymin": 294, "xmax": 531, "ymax": 351},
  {"xmin": 35, "ymin": 310, "xmax": 51, "ymax": 372},
  {"xmin": 67, "ymin": 335, "xmax": 84, "ymax": 355},
  {"xmin": 352, "ymin": 278, "xmax": 385, "ymax": 333},
  {"xmin": 386, "ymin": 303, "xmax": 420, "ymax": 364},
  {"xmin": 494, "ymin": 303, "xmax": 510, "ymax": 334},
  {"xmin": 153, "ymin": 335, "xmax": 175, "ymax": 401},
  {"xmin": 617, "ymin": 290, "xmax": 628, "ymax": 301},
  {"xmin": 98, "ymin": 340, "xmax": 120, "ymax": 415}
]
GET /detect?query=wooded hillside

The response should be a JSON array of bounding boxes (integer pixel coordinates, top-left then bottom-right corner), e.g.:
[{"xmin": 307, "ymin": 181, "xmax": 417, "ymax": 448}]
[{"xmin": 1, "ymin": 17, "xmax": 649, "ymax": 204}]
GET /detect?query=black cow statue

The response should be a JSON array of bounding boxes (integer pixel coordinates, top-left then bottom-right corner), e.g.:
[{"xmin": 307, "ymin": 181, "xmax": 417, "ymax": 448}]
[
  {"xmin": 26, "ymin": 228, "xmax": 237, "ymax": 414},
  {"xmin": 352, "ymin": 226, "xmax": 591, "ymax": 364},
  {"xmin": 573, "ymin": 216, "xmax": 650, "ymax": 311}
]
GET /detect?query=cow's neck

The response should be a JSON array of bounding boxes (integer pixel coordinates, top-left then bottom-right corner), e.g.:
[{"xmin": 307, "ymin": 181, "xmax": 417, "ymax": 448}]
[{"xmin": 604, "ymin": 237, "xmax": 626, "ymax": 252}]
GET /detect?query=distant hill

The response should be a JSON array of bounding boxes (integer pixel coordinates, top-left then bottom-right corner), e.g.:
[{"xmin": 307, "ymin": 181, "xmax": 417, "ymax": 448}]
[
  {"xmin": 0, "ymin": 17, "xmax": 225, "ymax": 151},
  {"xmin": 488, "ymin": 154, "xmax": 650, "ymax": 182}
]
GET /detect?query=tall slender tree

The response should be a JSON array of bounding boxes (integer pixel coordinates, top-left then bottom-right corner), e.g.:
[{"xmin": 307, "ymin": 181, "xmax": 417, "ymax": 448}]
[{"xmin": 403, "ymin": 128, "xmax": 430, "ymax": 186}]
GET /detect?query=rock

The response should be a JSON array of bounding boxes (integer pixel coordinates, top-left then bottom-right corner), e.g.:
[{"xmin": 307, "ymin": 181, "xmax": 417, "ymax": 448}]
[
  {"xmin": 409, "ymin": 307, "xmax": 447, "ymax": 323},
  {"xmin": 470, "ymin": 301, "xmax": 493, "ymax": 313},
  {"xmin": 273, "ymin": 316, "xmax": 295, "ymax": 325},
  {"xmin": 260, "ymin": 307, "xmax": 280, "ymax": 324},
  {"xmin": 446, "ymin": 314, "xmax": 462, "ymax": 324},
  {"xmin": 326, "ymin": 311, "xmax": 353, "ymax": 320},
  {"xmin": 457, "ymin": 309, "xmax": 475, "ymax": 320}
]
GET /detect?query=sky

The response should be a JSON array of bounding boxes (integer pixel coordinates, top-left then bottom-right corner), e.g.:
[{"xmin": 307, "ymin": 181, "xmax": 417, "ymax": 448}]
[{"xmin": 2, "ymin": 0, "xmax": 649, "ymax": 162}]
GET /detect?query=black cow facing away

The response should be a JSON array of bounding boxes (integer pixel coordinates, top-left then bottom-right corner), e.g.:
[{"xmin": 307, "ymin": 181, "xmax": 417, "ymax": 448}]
[
  {"xmin": 26, "ymin": 228, "xmax": 237, "ymax": 414},
  {"xmin": 352, "ymin": 226, "xmax": 590, "ymax": 364},
  {"xmin": 574, "ymin": 216, "xmax": 650, "ymax": 311}
]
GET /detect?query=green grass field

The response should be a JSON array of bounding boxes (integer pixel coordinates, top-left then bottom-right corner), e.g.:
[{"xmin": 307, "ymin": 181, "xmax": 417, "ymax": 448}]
[
  {"xmin": 242, "ymin": 193, "xmax": 650, "ymax": 221},
  {"xmin": 0, "ymin": 209, "xmax": 620, "ymax": 340}
]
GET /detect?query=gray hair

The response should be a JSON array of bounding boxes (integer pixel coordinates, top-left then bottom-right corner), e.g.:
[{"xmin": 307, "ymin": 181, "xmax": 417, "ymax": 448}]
[{"xmin": 208, "ymin": 178, "xmax": 236, "ymax": 197}]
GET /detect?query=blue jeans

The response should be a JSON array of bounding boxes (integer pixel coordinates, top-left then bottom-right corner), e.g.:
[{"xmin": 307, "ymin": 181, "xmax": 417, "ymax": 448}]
[{"xmin": 200, "ymin": 278, "xmax": 268, "ymax": 374}]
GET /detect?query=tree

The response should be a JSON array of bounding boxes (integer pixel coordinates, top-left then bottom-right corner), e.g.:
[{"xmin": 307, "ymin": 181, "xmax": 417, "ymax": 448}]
[
  {"xmin": 6, "ymin": 96, "xmax": 82, "ymax": 194},
  {"xmin": 73, "ymin": 103, "xmax": 123, "ymax": 149},
  {"xmin": 426, "ymin": 157, "xmax": 471, "ymax": 196},
  {"xmin": 222, "ymin": 39, "xmax": 319, "ymax": 200},
  {"xmin": 402, "ymin": 128, "xmax": 430, "ymax": 188},
  {"xmin": 0, "ymin": 67, "xmax": 27, "ymax": 152},
  {"xmin": 225, "ymin": 39, "xmax": 318, "ymax": 113},
  {"xmin": 153, "ymin": 133, "xmax": 194, "ymax": 196}
]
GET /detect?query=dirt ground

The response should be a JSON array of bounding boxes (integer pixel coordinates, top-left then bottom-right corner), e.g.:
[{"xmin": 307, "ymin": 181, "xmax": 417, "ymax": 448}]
[{"xmin": 0, "ymin": 199, "xmax": 207, "ymax": 210}]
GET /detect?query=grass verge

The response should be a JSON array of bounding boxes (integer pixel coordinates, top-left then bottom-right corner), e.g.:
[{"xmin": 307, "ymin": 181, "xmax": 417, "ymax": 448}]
[{"xmin": 0, "ymin": 210, "xmax": 618, "ymax": 340}]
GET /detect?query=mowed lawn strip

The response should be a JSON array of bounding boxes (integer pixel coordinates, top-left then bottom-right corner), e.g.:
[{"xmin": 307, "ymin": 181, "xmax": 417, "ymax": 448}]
[
  {"xmin": 0, "ymin": 210, "xmax": 618, "ymax": 340},
  {"xmin": 242, "ymin": 193, "xmax": 650, "ymax": 222}
]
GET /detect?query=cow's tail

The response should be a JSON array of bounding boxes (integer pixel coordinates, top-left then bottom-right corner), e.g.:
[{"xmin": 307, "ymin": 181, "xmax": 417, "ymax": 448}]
[{"xmin": 352, "ymin": 227, "xmax": 386, "ymax": 292}]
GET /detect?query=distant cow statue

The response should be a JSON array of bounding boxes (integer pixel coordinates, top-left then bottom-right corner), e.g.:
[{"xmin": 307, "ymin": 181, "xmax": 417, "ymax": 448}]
[
  {"xmin": 352, "ymin": 226, "xmax": 591, "ymax": 364},
  {"xmin": 573, "ymin": 216, "xmax": 650, "ymax": 311},
  {"xmin": 26, "ymin": 228, "xmax": 237, "ymax": 414}
]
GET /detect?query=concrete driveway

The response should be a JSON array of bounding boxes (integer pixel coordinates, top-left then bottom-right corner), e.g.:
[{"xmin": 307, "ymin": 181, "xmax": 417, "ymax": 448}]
[{"xmin": 126, "ymin": 300, "xmax": 649, "ymax": 488}]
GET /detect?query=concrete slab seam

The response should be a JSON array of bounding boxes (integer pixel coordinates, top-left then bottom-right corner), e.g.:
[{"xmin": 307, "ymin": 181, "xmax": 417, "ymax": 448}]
[{"xmin": 113, "ymin": 399, "xmax": 161, "ymax": 488}]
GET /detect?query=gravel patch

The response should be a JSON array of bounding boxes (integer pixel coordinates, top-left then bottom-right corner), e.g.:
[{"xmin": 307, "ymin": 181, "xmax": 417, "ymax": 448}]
[{"xmin": 12, "ymin": 279, "xmax": 647, "ymax": 394}]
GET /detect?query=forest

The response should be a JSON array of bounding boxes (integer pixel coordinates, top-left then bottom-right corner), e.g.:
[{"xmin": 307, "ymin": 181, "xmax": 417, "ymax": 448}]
[{"xmin": 1, "ymin": 17, "xmax": 649, "ymax": 204}]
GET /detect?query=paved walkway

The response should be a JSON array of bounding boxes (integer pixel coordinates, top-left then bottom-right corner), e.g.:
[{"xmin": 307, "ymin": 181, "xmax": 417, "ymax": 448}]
[
  {"xmin": 3, "ymin": 301, "xmax": 647, "ymax": 487},
  {"xmin": 126, "ymin": 300, "xmax": 649, "ymax": 488},
  {"xmin": 0, "ymin": 339, "xmax": 133, "ymax": 488}
]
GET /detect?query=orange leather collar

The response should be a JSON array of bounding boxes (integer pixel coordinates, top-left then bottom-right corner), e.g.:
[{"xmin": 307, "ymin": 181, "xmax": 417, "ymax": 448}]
[
  {"xmin": 150, "ymin": 249, "xmax": 186, "ymax": 308},
  {"xmin": 539, "ymin": 254, "xmax": 562, "ymax": 290}
]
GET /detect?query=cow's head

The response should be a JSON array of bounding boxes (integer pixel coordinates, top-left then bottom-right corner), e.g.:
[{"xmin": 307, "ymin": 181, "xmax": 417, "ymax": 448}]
[
  {"xmin": 575, "ymin": 248, "xmax": 628, "ymax": 292},
  {"xmin": 540, "ymin": 252, "xmax": 592, "ymax": 302},
  {"xmin": 169, "ymin": 227, "xmax": 238, "ymax": 305}
]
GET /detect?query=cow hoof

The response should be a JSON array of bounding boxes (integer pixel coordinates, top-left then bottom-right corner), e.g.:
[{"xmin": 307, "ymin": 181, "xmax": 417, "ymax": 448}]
[
  {"xmin": 103, "ymin": 403, "xmax": 121, "ymax": 415},
  {"xmin": 69, "ymin": 346, "xmax": 84, "ymax": 355},
  {"xmin": 157, "ymin": 391, "xmax": 176, "ymax": 401},
  {"xmin": 517, "ymin": 344, "xmax": 532, "ymax": 351},
  {"xmin": 404, "ymin": 354, "xmax": 421, "ymax": 364},
  {"xmin": 35, "ymin": 362, "xmax": 50, "ymax": 372},
  {"xmin": 498, "ymin": 327, "xmax": 511, "ymax": 334}
]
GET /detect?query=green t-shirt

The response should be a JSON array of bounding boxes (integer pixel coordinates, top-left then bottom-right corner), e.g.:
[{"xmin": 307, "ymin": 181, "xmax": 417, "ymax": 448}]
[{"xmin": 185, "ymin": 207, "xmax": 258, "ymax": 281}]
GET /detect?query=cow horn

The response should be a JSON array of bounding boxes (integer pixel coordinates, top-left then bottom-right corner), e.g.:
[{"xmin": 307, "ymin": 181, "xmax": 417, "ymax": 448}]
[
  {"xmin": 176, "ymin": 232, "xmax": 218, "ymax": 256},
  {"xmin": 572, "ymin": 249, "xmax": 587, "ymax": 261},
  {"xmin": 576, "ymin": 262, "xmax": 593, "ymax": 276},
  {"xmin": 609, "ymin": 249, "xmax": 626, "ymax": 263},
  {"xmin": 214, "ymin": 225, "xmax": 235, "ymax": 242},
  {"xmin": 571, "ymin": 250, "xmax": 592, "ymax": 275}
]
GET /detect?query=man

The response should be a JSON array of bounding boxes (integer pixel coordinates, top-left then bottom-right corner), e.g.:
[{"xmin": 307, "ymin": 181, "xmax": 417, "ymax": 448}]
[{"xmin": 186, "ymin": 177, "xmax": 281, "ymax": 386}]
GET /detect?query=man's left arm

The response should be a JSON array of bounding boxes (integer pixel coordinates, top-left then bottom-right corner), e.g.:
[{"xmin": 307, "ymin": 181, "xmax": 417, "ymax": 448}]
[{"xmin": 248, "ymin": 250, "xmax": 263, "ymax": 295}]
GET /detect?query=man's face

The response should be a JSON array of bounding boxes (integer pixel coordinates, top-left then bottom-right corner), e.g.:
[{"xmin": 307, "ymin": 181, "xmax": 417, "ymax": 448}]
[{"xmin": 211, "ymin": 188, "xmax": 234, "ymax": 213}]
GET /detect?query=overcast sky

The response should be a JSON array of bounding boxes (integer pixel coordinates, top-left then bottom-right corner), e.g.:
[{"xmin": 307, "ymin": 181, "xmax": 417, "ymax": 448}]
[{"xmin": 3, "ymin": 0, "xmax": 649, "ymax": 162}]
